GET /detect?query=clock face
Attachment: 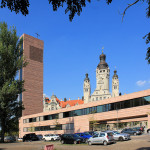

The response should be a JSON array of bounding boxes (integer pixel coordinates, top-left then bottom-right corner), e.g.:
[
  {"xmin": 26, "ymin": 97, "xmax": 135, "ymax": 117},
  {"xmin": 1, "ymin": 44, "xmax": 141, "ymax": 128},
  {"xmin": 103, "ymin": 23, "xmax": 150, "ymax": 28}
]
[{"xmin": 98, "ymin": 80, "xmax": 104, "ymax": 84}]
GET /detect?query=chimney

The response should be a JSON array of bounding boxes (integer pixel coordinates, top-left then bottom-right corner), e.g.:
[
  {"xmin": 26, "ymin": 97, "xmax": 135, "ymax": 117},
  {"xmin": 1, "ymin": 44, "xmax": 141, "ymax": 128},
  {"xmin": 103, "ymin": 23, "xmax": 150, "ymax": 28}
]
[
  {"xmin": 69, "ymin": 98, "xmax": 70, "ymax": 101},
  {"xmin": 78, "ymin": 97, "xmax": 79, "ymax": 100},
  {"xmin": 64, "ymin": 98, "xmax": 67, "ymax": 102}
]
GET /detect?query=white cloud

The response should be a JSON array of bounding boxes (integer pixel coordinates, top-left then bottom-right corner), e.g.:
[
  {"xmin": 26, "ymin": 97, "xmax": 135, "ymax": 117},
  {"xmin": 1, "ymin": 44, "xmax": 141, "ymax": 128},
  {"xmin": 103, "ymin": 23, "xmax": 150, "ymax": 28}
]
[{"xmin": 136, "ymin": 80, "xmax": 146, "ymax": 87}]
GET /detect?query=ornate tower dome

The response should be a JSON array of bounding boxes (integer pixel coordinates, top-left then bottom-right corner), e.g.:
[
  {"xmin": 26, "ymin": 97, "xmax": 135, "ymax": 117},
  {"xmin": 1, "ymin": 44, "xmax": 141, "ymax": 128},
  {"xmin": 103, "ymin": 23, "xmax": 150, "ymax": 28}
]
[{"xmin": 97, "ymin": 52, "xmax": 108, "ymax": 69}]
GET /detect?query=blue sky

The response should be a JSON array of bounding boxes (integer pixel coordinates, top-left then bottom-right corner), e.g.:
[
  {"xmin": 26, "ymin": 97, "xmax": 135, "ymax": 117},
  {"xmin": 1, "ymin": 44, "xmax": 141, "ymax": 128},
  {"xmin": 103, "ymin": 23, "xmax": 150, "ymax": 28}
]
[{"xmin": 0, "ymin": 1, "xmax": 150, "ymax": 100}]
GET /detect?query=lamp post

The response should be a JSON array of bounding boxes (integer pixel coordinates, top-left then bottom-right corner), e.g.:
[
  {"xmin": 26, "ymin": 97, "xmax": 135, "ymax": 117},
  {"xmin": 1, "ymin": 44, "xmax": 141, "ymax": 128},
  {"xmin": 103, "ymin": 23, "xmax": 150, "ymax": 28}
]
[{"xmin": 117, "ymin": 108, "xmax": 119, "ymax": 131}]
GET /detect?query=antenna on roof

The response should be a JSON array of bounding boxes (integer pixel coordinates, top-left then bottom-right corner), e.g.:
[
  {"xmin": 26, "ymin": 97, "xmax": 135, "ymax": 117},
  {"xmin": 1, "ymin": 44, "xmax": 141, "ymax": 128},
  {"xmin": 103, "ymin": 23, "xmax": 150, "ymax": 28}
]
[
  {"xmin": 102, "ymin": 46, "xmax": 104, "ymax": 53},
  {"xmin": 35, "ymin": 33, "xmax": 40, "ymax": 38}
]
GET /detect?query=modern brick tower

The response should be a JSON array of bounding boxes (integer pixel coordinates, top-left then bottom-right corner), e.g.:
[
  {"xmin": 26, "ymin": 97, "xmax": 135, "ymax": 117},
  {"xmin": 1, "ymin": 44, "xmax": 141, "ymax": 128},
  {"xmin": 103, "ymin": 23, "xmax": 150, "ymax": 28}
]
[{"xmin": 20, "ymin": 34, "xmax": 44, "ymax": 116}]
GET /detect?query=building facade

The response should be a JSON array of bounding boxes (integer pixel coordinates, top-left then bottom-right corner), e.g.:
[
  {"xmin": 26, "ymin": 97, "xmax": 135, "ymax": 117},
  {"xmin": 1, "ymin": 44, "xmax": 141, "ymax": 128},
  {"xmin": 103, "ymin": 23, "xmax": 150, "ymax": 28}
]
[
  {"xmin": 19, "ymin": 89, "xmax": 150, "ymax": 138},
  {"xmin": 20, "ymin": 34, "xmax": 44, "ymax": 116},
  {"xmin": 83, "ymin": 51, "xmax": 119, "ymax": 103},
  {"xmin": 19, "ymin": 34, "xmax": 150, "ymax": 138},
  {"xmin": 43, "ymin": 95, "xmax": 84, "ymax": 112}
]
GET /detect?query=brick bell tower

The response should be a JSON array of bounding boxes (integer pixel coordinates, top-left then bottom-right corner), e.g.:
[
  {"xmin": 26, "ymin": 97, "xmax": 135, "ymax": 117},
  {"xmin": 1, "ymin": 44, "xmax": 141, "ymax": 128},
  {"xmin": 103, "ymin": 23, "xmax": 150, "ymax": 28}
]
[{"xmin": 20, "ymin": 34, "xmax": 44, "ymax": 116}]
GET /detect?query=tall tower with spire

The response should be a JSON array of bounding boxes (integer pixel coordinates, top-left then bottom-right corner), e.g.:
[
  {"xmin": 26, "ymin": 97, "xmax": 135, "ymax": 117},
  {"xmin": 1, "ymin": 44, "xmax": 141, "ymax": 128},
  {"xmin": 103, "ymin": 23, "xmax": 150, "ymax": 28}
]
[
  {"xmin": 90, "ymin": 50, "xmax": 111, "ymax": 101},
  {"xmin": 83, "ymin": 73, "xmax": 91, "ymax": 103},
  {"xmin": 112, "ymin": 70, "xmax": 119, "ymax": 97}
]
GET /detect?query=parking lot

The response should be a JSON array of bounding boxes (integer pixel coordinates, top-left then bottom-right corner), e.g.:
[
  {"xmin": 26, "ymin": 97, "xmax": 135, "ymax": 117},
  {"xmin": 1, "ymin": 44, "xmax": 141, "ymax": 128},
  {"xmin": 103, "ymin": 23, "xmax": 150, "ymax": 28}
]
[{"xmin": 0, "ymin": 134, "xmax": 150, "ymax": 150}]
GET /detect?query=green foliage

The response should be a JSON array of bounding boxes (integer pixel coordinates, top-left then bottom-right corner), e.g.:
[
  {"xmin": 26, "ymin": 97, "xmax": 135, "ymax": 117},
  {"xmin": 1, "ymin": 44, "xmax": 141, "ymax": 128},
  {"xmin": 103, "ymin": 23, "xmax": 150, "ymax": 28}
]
[
  {"xmin": 0, "ymin": 22, "xmax": 27, "ymax": 142},
  {"xmin": 144, "ymin": 32, "xmax": 150, "ymax": 64},
  {"xmin": 0, "ymin": 0, "xmax": 29, "ymax": 16}
]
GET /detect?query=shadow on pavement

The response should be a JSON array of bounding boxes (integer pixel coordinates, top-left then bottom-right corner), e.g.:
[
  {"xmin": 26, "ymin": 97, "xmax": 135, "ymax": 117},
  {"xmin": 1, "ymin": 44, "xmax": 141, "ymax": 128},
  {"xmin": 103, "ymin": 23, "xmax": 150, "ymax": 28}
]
[{"xmin": 136, "ymin": 147, "xmax": 150, "ymax": 150}]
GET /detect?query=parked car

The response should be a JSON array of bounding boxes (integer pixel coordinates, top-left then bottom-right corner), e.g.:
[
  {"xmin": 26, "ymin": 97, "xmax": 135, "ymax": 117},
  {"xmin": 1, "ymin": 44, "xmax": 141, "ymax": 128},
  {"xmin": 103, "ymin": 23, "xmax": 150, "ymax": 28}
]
[
  {"xmin": 18, "ymin": 138, "xmax": 23, "ymax": 142},
  {"xmin": 37, "ymin": 134, "xmax": 43, "ymax": 141},
  {"xmin": 88, "ymin": 132, "xmax": 115, "ymax": 146},
  {"xmin": 105, "ymin": 131, "xmax": 131, "ymax": 141},
  {"xmin": 60, "ymin": 134, "xmax": 83, "ymax": 144},
  {"xmin": 43, "ymin": 134, "xmax": 60, "ymax": 141},
  {"xmin": 23, "ymin": 133, "xmax": 39, "ymax": 142},
  {"xmin": 132, "ymin": 127, "xmax": 144, "ymax": 133},
  {"xmin": 147, "ymin": 128, "xmax": 150, "ymax": 133},
  {"xmin": 121, "ymin": 128, "xmax": 141, "ymax": 135},
  {"xmin": 75, "ymin": 132, "xmax": 92, "ymax": 143},
  {"xmin": 84, "ymin": 131, "xmax": 97, "ymax": 136},
  {"xmin": 4, "ymin": 136, "xmax": 14, "ymax": 142}
]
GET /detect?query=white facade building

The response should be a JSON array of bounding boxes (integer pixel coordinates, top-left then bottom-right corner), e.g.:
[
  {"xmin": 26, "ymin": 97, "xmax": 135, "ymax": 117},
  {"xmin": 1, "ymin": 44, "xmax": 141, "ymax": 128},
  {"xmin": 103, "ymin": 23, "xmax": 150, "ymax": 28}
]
[{"xmin": 83, "ymin": 51, "xmax": 119, "ymax": 103}]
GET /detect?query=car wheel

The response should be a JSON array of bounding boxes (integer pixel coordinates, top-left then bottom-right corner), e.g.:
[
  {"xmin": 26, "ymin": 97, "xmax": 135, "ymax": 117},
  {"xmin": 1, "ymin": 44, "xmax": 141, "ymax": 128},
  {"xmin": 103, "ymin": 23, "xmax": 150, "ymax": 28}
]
[
  {"xmin": 119, "ymin": 137, "xmax": 123, "ymax": 141},
  {"xmin": 103, "ymin": 141, "xmax": 108, "ymax": 146},
  {"xmin": 134, "ymin": 133, "xmax": 137, "ymax": 136},
  {"xmin": 51, "ymin": 138, "xmax": 54, "ymax": 141},
  {"xmin": 74, "ymin": 141, "xmax": 77, "ymax": 144},
  {"xmin": 88, "ymin": 141, "xmax": 92, "ymax": 146},
  {"xmin": 61, "ymin": 140, "xmax": 64, "ymax": 144},
  {"xmin": 147, "ymin": 130, "xmax": 150, "ymax": 134}
]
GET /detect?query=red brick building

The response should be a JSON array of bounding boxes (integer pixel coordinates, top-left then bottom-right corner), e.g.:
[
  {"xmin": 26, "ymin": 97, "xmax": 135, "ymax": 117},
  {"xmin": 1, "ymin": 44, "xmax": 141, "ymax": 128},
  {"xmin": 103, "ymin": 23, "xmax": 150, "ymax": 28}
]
[{"xmin": 21, "ymin": 34, "xmax": 44, "ymax": 116}]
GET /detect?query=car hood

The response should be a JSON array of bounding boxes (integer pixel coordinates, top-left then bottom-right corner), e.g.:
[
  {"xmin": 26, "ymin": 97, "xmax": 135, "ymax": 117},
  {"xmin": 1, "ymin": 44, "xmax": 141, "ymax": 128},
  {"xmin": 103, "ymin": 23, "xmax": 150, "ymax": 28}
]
[{"xmin": 118, "ymin": 133, "xmax": 130, "ymax": 136}]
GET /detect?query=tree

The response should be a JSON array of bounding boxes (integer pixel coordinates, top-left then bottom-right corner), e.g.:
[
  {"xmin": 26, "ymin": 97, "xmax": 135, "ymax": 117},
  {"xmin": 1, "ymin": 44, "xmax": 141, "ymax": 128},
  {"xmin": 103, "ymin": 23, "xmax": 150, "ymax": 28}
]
[
  {"xmin": 0, "ymin": 0, "xmax": 29, "ymax": 16},
  {"xmin": 0, "ymin": 22, "xmax": 27, "ymax": 142}
]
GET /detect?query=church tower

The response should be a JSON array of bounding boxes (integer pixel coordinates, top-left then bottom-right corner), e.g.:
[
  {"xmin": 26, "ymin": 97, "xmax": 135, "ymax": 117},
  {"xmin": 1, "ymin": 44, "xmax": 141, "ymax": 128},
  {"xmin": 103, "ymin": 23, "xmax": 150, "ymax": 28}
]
[
  {"xmin": 83, "ymin": 73, "xmax": 91, "ymax": 103},
  {"xmin": 112, "ymin": 70, "xmax": 119, "ymax": 97},
  {"xmin": 91, "ymin": 51, "xmax": 111, "ymax": 101},
  {"xmin": 96, "ymin": 51, "xmax": 110, "ymax": 94}
]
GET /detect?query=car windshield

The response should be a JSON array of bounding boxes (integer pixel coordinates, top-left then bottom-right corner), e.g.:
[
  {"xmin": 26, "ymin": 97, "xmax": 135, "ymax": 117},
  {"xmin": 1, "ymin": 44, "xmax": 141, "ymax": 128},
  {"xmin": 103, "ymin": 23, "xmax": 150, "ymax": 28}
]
[
  {"xmin": 84, "ymin": 133, "xmax": 90, "ymax": 135},
  {"xmin": 107, "ymin": 132, "xmax": 113, "ymax": 136},
  {"xmin": 114, "ymin": 131, "xmax": 120, "ymax": 134}
]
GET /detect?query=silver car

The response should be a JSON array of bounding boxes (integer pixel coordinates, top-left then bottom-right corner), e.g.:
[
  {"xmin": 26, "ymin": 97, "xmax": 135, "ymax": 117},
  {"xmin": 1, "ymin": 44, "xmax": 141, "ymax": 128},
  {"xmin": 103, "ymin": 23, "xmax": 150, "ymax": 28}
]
[
  {"xmin": 105, "ymin": 131, "xmax": 131, "ymax": 141},
  {"xmin": 88, "ymin": 132, "xmax": 115, "ymax": 146}
]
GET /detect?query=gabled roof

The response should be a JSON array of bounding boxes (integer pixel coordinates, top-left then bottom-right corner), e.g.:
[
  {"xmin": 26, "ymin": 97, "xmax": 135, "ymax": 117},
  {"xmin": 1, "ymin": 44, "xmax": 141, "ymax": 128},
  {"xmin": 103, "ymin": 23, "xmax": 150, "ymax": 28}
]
[{"xmin": 45, "ymin": 97, "xmax": 84, "ymax": 108}]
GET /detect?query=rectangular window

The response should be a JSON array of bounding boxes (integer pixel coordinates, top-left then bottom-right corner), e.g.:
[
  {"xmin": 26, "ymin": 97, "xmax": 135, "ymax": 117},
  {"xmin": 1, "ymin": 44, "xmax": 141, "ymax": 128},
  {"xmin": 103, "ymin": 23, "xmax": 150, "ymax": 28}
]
[
  {"xmin": 23, "ymin": 127, "xmax": 27, "ymax": 132},
  {"xmin": 116, "ymin": 102, "xmax": 120, "ymax": 110},
  {"xmin": 102, "ymin": 105, "xmax": 106, "ymax": 112},
  {"xmin": 97, "ymin": 105, "xmax": 103, "ymax": 112},
  {"xmin": 74, "ymin": 110, "xmax": 81, "ymax": 116},
  {"xmin": 110, "ymin": 103, "xmax": 115, "ymax": 111},
  {"xmin": 23, "ymin": 119, "xmax": 26, "ymax": 124},
  {"xmin": 81, "ymin": 108, "xmax": 87, "ymax": 115},
  {"xmin": 143, "ymin": 96, "xmax": 150, "ymax": 105},
  {"xmin": 44, "ymin": 115, "xmax": 49, "ymax": 120}
]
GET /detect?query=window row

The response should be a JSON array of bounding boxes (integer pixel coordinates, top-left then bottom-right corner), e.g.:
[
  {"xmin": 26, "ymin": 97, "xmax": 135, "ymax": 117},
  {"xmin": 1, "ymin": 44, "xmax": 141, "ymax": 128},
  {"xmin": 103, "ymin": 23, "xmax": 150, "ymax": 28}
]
[
  {"xmin": 23, "ymin": 123, "xmax": 74, "ymax": 132},
  {"xmin": 63, "ymin": 96, "xmax": 150, "ymax": 117},
  {"xmin": 23, "ymin": 96, "xmax": 150, "ymax": 123}
]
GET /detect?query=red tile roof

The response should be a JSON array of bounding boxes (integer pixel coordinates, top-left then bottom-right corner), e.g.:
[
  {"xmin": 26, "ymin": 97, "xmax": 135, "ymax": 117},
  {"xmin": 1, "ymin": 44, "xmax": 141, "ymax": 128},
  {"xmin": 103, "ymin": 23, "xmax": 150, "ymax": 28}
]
[{"xmin": 45, "ymin": 97, "xmax": 84, "ymax": 108}]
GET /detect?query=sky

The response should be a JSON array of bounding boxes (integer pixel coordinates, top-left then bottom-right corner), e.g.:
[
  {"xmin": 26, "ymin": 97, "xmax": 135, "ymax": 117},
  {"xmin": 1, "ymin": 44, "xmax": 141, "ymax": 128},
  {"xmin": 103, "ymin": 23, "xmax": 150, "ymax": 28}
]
[{"xmin": 0, "ymin": 0, "xmax": 150, "ymax": 100}]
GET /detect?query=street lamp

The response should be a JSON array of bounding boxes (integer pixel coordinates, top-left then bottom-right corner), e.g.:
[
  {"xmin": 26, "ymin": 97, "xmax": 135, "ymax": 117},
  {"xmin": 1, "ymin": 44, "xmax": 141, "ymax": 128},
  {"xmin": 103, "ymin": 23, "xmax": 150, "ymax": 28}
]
[{"xmin": 116, "ymin": 108, "xmax": 119, "ymax": 131}]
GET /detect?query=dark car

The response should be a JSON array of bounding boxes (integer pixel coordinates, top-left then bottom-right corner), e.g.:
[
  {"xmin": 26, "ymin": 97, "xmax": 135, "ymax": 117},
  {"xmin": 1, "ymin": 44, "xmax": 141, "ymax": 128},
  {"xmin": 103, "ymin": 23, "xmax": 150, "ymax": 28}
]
[
  {"xmin": 132, "ymin": 127, "xmax": 144, "ymax": 134},
  {"xmin": 75, "ymin": 132, "xmax": 92, "ymax": 143},
  {"xmin": 84, "ymin": 131, "xmax": 97, "ymax": 136},
  {"xmin": 121, "ymin": 128, "xmax": 141, "ymax": 135},
  {"xmin": 37, "ymin": 134, "xmax": 43, "ymax": 140},
  {"xmin": 60, "ymin": 134, "xmax": 83, "ymax": 144},
  {"xmin": 23, "ymin": 133, "xmax": 39, "ymax": 142}
]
